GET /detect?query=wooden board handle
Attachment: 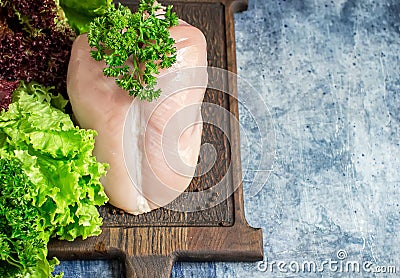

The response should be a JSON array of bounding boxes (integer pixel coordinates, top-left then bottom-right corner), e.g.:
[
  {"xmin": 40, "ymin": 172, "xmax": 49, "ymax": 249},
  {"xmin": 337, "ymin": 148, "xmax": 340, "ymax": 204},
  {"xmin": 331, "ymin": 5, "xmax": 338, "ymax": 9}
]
[{"xmin": 124, "ymin": 255, "xmax": 176, "ymax": 278}]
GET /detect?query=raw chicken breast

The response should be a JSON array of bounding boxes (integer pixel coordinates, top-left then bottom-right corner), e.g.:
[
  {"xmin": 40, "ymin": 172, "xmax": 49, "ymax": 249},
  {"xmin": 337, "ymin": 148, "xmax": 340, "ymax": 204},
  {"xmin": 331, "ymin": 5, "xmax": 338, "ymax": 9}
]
[{"xmin": 67, "ymin": 20, "xmax": 207, "ymax": 214}]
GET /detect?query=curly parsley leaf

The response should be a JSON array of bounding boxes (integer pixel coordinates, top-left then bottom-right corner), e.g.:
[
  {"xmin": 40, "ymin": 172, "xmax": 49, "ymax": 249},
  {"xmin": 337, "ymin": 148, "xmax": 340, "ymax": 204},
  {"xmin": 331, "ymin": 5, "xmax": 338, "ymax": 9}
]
[
  {"xmin": 0, "ymin": 157, "xmax": 61, "ymax": 278},
  {"xmin": 88, "ymin": 0, "xmax": 179, "ymax": 101}
]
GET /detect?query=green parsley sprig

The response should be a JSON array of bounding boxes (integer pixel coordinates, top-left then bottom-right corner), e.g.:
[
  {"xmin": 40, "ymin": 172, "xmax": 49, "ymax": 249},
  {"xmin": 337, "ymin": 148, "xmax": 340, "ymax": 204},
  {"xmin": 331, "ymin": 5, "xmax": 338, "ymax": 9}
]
[
  {"xmin": 87, "ymin": 0, "xmax": 179, "ymax": 101},
  {"xmin": 0, "ymin": 157, "xmax": 61, "ymax": 278}
]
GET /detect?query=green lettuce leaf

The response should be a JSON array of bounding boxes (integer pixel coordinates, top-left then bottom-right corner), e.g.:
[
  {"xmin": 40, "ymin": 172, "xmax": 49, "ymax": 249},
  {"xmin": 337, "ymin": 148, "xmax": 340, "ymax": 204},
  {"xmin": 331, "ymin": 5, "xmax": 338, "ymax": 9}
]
[
  {"xmin": 59, "ymin": 0, "xmax": 112, "ymax": 34},
  {"xmin": 0, "ymin": 154, "xmax": 61, "ymax": 278},
  {"xmin": 0, "ymin": 81, "xmax": 108, "ymax": 277}
]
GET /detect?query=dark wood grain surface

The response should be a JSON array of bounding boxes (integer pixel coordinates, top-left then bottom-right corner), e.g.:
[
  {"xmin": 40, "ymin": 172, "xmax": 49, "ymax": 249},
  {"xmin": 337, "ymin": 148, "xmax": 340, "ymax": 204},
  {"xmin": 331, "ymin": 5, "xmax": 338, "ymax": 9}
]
[{"xmin": 48, "ymin": 1, "xmax": 263, "ymax": 277}]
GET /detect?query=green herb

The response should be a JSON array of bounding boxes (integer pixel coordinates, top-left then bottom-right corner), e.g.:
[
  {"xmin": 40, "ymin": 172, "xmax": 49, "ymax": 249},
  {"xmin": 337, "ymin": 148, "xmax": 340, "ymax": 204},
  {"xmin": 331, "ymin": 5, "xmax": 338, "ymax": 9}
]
[
  {"xmin": 88, "ymin": 0, "xmax": 179, "ymax": 101},
  {"xmin": 0, "ymin": 157, "xmax": 61, "ymax": 278},
  {"xmin": 0, "ymin": 81, "xmax": 109, "ymax": 277}
]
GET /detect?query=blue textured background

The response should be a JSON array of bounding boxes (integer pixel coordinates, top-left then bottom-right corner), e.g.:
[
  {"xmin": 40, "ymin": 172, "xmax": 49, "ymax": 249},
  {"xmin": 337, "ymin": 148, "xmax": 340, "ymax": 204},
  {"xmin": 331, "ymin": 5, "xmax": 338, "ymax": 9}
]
[{"xmin": 55, "ymin": 0, "xmax": 400, "ymax": 277}]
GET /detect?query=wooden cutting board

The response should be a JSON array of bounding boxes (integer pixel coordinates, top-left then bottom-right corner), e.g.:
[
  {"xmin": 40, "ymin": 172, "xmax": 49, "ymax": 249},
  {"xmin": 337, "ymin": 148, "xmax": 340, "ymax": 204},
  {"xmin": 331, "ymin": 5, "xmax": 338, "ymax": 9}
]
[{"xmin": 48, "ymin": 1, "xmax": 263, "ymax": 277}]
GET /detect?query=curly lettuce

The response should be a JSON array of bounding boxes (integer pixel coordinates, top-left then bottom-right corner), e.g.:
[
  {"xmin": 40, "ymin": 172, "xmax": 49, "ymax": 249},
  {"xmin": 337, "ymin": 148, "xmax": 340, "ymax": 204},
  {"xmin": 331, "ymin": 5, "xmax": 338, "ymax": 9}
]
[
  {"xmin": 0, "ymin": 81, "xmax": 108, "ymax": 277},
  {"xmin": 0, "ymin": 156, "xmax": 61, "ymax": 278},
  {"xmin": 0, "ymin": 0, "xmax": 76, "ymax": 97}
]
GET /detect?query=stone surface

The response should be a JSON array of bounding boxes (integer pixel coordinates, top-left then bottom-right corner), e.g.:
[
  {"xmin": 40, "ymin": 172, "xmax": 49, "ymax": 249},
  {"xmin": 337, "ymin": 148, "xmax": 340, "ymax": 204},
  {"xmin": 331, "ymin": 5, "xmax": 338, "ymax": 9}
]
[{"xmin": 55, "ymin": 0, "xmax": 400, "ymax": 276}]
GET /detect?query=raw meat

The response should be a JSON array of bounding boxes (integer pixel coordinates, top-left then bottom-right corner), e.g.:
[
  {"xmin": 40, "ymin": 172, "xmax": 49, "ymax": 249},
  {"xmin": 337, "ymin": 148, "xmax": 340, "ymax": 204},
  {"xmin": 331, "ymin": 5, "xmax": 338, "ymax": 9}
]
[{"xmin": 67, "ymin": 20, "xmax": 207, "ymax": 214}]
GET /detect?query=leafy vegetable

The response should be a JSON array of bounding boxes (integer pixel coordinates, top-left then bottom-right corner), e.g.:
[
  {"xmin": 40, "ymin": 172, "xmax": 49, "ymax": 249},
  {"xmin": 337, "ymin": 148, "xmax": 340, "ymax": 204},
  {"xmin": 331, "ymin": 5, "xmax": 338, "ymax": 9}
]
[
  {"xmin": 59, "ymin": 0, "xmax": 112, "ymax": 35},
  {"xmin": 0, "ymin": 79, "xmax": 19, "ymax": 112},
  {"xmin": 0, "ymin": 0, "xmax": 76, "ymax": 97},
  {"xmin": 88, "ymin": 0, "xmax": 179, "ymax": 101},
  {"xmin": 0, "ymin": 81, "xmax": 108, "ymax": 277},
  {"xmin": 0, "ymin": 156, "xmax": 61, "ymax": 278}
]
